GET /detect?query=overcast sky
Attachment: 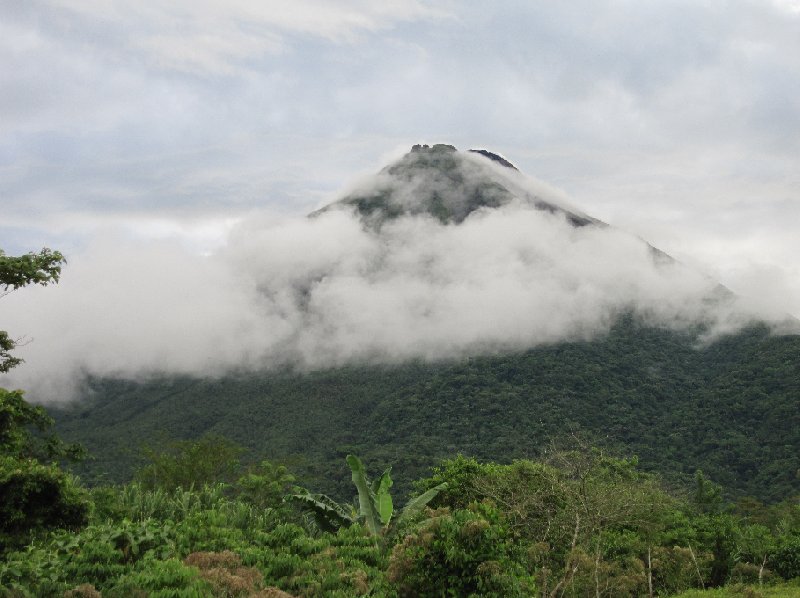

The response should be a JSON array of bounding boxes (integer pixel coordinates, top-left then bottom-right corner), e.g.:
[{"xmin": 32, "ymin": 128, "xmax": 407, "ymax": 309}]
[{"xmin": 2, "ymin": 0, "xmax": 799, "ymax": 316}]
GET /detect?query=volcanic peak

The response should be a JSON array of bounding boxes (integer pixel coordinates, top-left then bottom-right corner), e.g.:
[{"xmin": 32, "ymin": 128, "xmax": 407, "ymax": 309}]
[{"xmin": 318, "ymin": 143, "xmax": 597, "ymax": 228}]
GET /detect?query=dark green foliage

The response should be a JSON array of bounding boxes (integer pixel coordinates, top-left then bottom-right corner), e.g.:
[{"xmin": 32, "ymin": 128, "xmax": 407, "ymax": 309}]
[
  {"xmin": 0, "ymin": 388, "xmax": 56, "ymax": 457},
  {"xmin": 0, "ymin": 248, "xmax": 64, "ymax": 291},
  {"xmin": 0, "ymin": 456, "xmax": 88, "ymax": 553},
  {"xmin": 0, "ymin": 245, "xmax": 89, "ymax": 556},
  {"xmin": 51, "ymin": 318, "xmax": 800, "ymax": 504},
  {"xmin": 135, "ymin": 434, "xmax": 244, "ymax": 490},
  {"xmin": 235, "ymin": 460, "xmax": 297, "ymax": 511},
  {"xmin": 772, "ymin": 535, "xmax": 800, "ymax": 581},
  {"xmin": 0, "ymin": 247, "xmax": 64, "ymax": 373},
  {"xmin": 693, "ymin": 471, "xmax": 725, "ymax": 515},
  {"xmin": 2, "ymin": 448, "xmax": 800, "ymax": 596},
  {"xmin": 106, "ymin": 556, "xmax": 212, "ymax": 597},
  {"xmin": 0, "ymin": 388, "xmax": 85, "ymax": 463},
  {"xmin": 0, "ymin": 388, "xmax": 89, "ymax": 554},
  {"xmin": 387, "ymin": 503, "xmax": 534, "ymax": 597}
]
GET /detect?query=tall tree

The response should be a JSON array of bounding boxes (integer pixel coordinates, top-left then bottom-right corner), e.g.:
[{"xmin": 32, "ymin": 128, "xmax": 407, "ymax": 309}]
[
  {"xmin": 0, "ymin": 248, "xmax": 64, "ymax": 373},
  {"xmin": 0, "ymin": 247, "xmax": 87, "ymax": 553}
]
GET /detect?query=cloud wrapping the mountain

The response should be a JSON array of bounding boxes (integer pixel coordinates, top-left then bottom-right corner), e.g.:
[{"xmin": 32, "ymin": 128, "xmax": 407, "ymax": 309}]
[{"xmin": 2, "ymin": 157, "xmax": 774, "ymax": 403}]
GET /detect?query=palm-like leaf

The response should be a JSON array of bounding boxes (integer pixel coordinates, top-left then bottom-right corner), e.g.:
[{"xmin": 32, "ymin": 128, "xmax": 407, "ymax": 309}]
[
  {"xmin": 397, "ymin": 482, "xmax": 448, "ymax": 527},
  {"xmin": 346, "ymin": 454, "xmax": 383, "ymax": 537},
  {"xmin": 289, "ymin": 491, "xmax": 354, "ymax": 533},
  {"xmin": 374, "ymin": 467, "xmax": 394, "ymax": 526}
]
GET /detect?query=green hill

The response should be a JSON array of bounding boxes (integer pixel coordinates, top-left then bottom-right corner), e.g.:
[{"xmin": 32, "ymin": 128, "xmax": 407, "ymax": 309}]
[
  {"xmin": 47, "ymin": 144, "xmax": 800, "ymax": 504},
  {"xmin": 52, "ymin": 317, "xmax": 800, "ymax": 503}
]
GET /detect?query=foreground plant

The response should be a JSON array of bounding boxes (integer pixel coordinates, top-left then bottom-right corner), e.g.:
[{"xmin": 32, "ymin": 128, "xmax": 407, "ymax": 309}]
[{"xmin": 291, "ymin": 454, "xmax": 447, "ymax": 540}]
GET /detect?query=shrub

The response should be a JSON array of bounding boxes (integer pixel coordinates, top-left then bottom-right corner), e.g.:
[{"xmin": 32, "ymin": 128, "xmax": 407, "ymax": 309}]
[
  {"xmin": 772, "ymin": 535, "xmax": 800, "ymax": 580},
  {"xmin": 0, "ymin": 456, "xmax": 88, "ymax": 553},
  {"xmin": 184, "ymin": 551, "xmax": 264, "ymax": 597},
  {"xmin": 106, "ymin": 556, "xmax": 211, "ymax": 597},
  {"xmin": 387, "ymin": 503, "xmax": 533, "ymax": 597}
]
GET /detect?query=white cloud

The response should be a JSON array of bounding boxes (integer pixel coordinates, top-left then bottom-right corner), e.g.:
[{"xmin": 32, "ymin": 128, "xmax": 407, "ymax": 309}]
[
  {"xmin": 43, "ymin": 0, "xmax": 447, "ymax": 74},
  {"xmin": 1, "ymin": 153, "xmax": 779, "ymax": 402},
  {"xmin": 1, "ymin": 1, "xmax": 798, "ymax": 397},
  {"xmin": 772, "ymin": 0, "xmax": 800, "ymax": 14}
]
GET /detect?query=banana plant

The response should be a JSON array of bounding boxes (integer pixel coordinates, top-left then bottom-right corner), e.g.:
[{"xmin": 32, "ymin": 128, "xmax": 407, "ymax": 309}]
[
  {"xmin": 347, "ymin": 454, "xmax": 390, "ymax": 536},
  {"xmin": 289, "ymin": 490, "xmax": 356, "ymax": 533},
  {"xmin": 290, "ymin": 454, "xmax": 446, "ymax": 539}
]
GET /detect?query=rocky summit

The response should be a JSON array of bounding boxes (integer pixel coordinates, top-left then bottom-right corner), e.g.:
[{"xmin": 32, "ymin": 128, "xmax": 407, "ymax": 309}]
[{"xmin": 315, "ymin": 143, "xmax": 599, "ymax": 227}]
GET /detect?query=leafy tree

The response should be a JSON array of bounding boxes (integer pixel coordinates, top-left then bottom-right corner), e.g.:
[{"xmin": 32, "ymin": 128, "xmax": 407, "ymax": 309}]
[
  {"xmin": 0, "ymin": 248, "xmax": 64, "ymax": 373},
  {"xmin": 419, "ymin": 456, "xmax": 570, "ymax": 535},
  {"xmin": 135, "ymin": 434, "xmax": 245, "ymax": 491},
  {"xmin": 684, "ymin": 471, "xmax": 743, "ymax": 587},
  {"xmin": 387, "ymin": 502, "xmax": 534, "ymax": 597},
  {"xmin": 0, "ymin": 247, "xmax": 87, "ymax": 554},
  {"xmin": 418, "ymin": 448, "xmax": 686, "ymax": 597},
  {"xmin": 772, "ymin": 535, "xmax": 800, "ymax": 581},
  {"xmin": 734, "ymin": 523, "xmax": 777, "ymax": 585},
  {"xmin": 0, "ymin": 455, "xmax": 88, "ymax": 554},
  {"xmin": 0, "ymin": 387, "xmax": 88, "ymax": 553},
  {"xmin": 692, "ymin": 470, "xmax": 725, "ymax": 515},
  {"xmin": 235, "ymin": 459, "xmax": 298, "ymax": 510},
  {"xmin": 0, "ymin": 387, "xmax": 85, "ymax": 462}
]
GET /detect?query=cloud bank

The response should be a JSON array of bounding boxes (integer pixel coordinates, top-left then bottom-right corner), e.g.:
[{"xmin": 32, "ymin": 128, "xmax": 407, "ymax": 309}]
[
  {"xmin": 2, "ymin": 1, "xmax": 798, "ymax": 321},
  {"xmin": 1, "ymin": 157, "xmax": 782, "ymax": 403}
]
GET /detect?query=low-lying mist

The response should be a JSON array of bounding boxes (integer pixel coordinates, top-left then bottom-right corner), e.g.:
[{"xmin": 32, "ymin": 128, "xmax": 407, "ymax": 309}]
[{"xmin": 1, "ymin": 155, "xmax": 784, "ymax": 403}]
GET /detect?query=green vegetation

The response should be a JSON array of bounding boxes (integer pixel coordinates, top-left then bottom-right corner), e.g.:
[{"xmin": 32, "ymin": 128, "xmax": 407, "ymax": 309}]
[
  {"xmin": 1, "ymin": 248, "xmax": 88, "ymax": 555},
  {"xmin": 1, "ymin": 443, "xmax": 799, "ymax": 596},
  {"xmin": 675, "ymin": 579, "xmax": 800, "ymax": 597},
  {"xmin": 51, "ymin": 316, "xmax": 800, "ymax": 504},
  {"xmin": 290, "ymin": 454, "xmax": 446, "ymax": 541},
  {"xmin": 0, "ymin": 248, "xmax": 64, "ymax": 374},
  {"xmin": 135, "ymin": 434, "xmax": 245, "ymax": 491}
]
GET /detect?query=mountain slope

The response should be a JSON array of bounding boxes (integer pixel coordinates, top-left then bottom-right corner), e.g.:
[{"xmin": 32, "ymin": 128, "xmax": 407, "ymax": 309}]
[
  {"xmin": 52, "ymin": 318, "xmax": 800, "ymax": 503},
  {"xmin": 49, "ymin": 144, "xmax": 799, "ymax": 503}
]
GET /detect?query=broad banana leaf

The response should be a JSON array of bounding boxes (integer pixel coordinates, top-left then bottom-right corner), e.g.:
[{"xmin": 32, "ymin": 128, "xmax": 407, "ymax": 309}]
[
  {"xmin": 371, "ymin": 466, "xmax": 391, "ymax": 495},
  {"xmin": 373, "ymin": 467, "xmax": 394, "ymax": 526},
  {"xmin": 346, "ymin": 454, "xmax": 383, "ymax": 537},
  {"xmin": 397, "ymin": 482, "xmax": 448, "ymax": 527},
  {"xmin": 288, "ymin": 491, "xmax": 354, "ymax": 533}
]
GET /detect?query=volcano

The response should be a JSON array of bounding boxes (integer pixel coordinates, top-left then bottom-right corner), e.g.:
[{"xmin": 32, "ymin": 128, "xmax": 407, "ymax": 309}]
[{"xmin": 50, "ymin": 144, "xmax": 800, "ymax": 504}]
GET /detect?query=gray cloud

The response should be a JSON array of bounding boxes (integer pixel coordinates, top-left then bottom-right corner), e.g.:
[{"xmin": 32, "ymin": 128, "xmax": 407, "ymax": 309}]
[{"xmin": 1, "ymin": 1, "xmax": 799, "ymax": 392}]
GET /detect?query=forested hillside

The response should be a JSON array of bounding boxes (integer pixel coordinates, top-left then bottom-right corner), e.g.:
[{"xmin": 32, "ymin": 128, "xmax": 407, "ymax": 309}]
[{"xmin": 52, "ymin": 316, "xmax": 800, "ymax": 504}]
